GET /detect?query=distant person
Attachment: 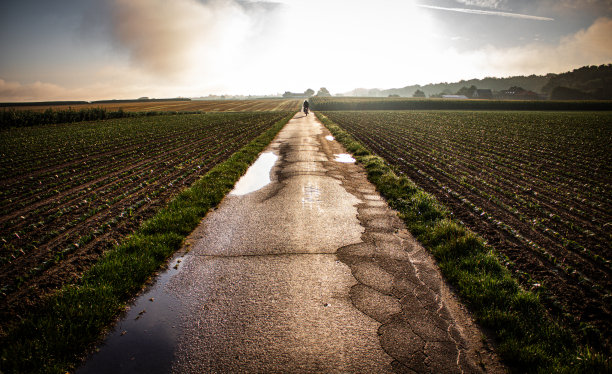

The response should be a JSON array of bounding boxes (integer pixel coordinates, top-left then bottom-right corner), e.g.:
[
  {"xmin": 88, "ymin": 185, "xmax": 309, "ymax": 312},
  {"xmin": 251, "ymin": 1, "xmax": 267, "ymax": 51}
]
[{"xmin": 303, "ymin": 100, "xmax": 310, "ymax": 115}]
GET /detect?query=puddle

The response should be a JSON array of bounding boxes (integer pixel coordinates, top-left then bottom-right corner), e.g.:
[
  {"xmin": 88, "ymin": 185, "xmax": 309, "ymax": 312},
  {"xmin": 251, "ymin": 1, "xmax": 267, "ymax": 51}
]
[
  {"xmin": 325, "ymin": 135, "xmax": 335, "ymax": 141},
  {"xmin": 78, "ymin": 256, "xmax": 185, "ymax": 373},
  {"xmin": 230, "ymin": 152, "xmax": 278, "ymax": 195},
  {"xmin": 334, "ymin": 154, "xmax": 356, "ymax": 163}
]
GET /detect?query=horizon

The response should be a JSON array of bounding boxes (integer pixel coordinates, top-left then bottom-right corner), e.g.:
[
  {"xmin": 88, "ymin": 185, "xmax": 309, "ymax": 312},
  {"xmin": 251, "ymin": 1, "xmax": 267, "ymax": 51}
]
[
  {"xmin": 0, "ymin": 65, "xmax": 602, "ymax": 103},
  {"xmin": 1, "ymin": 0, "xmax": 611, "ymax": 102}
]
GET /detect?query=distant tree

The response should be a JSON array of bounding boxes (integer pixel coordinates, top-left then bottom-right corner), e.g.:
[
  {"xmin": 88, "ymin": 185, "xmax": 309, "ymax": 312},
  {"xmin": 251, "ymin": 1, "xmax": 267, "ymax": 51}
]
[
  {"xmin": 282, "ymin": 91, "xmax": 292, "ymax": 98},
  {"xmin": 550, "ymin": 86, "xmax": 592, "ymax": 100},
  {"xmin": 543, "ymin": 64, "xmax": 612, "ymax": 99},
  {"xmin": 304, "ymin": 88, "xmax": 315, "ymax": 97},
  {"xmin": 316, "ymin": 87, "xmax": 332, "ymax": 97},
  {"xmin": 467, "ymin": 85, "xmax": 478, "ymax": 97},
  {"xmin": 388, "ymin": 94, "xmax": 400, "ymax": 98},
  {"xmin": 413, "ymin": 89, "xmax": 425, "ymax": 98},
  {"xmin": 456, "ymin": 85, "xmax": 477, "ymax": 98},
  {"xmin": 456, "ymin": 86, "xmax": 469, "ymax": 96},
  {"xmin": 508, "ymin": 86, "xmax": 525, "ymax": 94}
]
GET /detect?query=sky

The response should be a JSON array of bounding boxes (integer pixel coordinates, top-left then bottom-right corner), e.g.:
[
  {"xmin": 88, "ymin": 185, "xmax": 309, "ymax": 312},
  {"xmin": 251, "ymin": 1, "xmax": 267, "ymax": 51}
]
[{"xmin": 0, "ymin": 0, "xmax": 611, "ymax": 101}]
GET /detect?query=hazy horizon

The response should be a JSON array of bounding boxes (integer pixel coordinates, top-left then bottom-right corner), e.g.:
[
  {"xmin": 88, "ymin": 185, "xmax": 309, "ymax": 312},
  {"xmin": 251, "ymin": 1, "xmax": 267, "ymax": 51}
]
[{"xmin": 1, "ymin": 0, "xmax": 611, "ymax": 102}]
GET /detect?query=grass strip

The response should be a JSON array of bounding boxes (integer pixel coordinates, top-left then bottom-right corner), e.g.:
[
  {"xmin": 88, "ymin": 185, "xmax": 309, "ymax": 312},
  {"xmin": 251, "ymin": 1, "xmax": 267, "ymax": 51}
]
[
  {"xmin": 0, "ymin": 112, "xmax": 295, "ymax": 374},
  {"xmin": 316, "ymin": 112, "xmax": 609, "ymax": 373}
]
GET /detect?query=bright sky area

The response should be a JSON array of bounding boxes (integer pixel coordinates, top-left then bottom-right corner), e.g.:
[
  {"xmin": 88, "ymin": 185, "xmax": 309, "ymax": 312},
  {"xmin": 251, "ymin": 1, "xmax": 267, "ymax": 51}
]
[{"xmin": 1, "ymin": 0, "xmax": 611, "ymax": 101}]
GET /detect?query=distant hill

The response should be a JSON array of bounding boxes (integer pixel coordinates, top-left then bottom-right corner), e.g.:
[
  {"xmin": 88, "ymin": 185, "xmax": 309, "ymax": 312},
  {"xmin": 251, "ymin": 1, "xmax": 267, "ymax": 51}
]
[
  {"xmin": 344, "ymin": 64, "xmax": 612, "ymax": 99},
  {"xmin": 345, "ymin": 75, "xmax": 551, "ymax": 98},
  {"xmin": 542, "ymin": 64, "xmax": 612, "ymax": 100}
]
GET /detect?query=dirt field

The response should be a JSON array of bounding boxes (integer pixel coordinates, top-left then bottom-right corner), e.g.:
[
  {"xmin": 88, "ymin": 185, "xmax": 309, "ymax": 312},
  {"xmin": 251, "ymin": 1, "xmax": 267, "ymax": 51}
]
[
  {"xmin": 322, "ymin": 110, "xmax": 612, "ymax": 350},
  {"xmin": 1, "ymin": 99, "xmax": 301, "ymax": 113},
  {"xmin": 0, "ymin": 112, "xmax": 291, "ymax": 335}
]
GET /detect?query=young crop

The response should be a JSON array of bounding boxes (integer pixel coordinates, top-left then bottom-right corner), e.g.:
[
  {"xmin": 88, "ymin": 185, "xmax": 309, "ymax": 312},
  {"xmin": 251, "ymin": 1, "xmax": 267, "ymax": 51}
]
[
  {"xmin": 310, "ymin": 97, "xmax": 612, "ymax": 111},
  {"xmin": 0, "ymin": 111, "xmax": 292, "ymax": 333},
  {"xmin": 0, "ymin": 99, "xmax": 301, "ymax": 127},
  {"xmin": 0, "ymin": 111, "xmax": 295, "ymax": 373},
  {"xmin": 321, "ymin": 110, "xmax": 612, "ymax": 354},
  {"xmin": 317, "ymin": 111, "xmax": 610, "ymax": 373}
]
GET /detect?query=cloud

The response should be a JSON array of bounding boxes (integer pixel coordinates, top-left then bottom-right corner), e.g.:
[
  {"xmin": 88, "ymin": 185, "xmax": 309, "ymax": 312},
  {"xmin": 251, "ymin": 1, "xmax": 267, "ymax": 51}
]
[
  {"xmin": 453, "ymin": 0, "xmax": 506, "ymax": 9},
  {"xmin": 454, "ymin": 0, "xmax": 612, "ymax": 13},
  {"xmin": 418, "ymin": 4, "xmax": 554, "ymax": 21},
  {"xmin": 550, "ymin": 0, "xmax": 612, "ymax": 11},
  {"xmin": 110, "ymin": 0, "xmax": 279, "ymax": 81},
  {"xmin": 375, "ymin": 16, "xmax": 612, "ymax": 87},
  {"xmin": 0, "ymin": 79, "xmax": 70, "ymax": 102},
  {"xmin": 467, "ymin": 17, "xmax": 612, "ymax": 76},
  {"xmin": 0, "ymin": 73, "xmax": 176, "ymax": 102}
]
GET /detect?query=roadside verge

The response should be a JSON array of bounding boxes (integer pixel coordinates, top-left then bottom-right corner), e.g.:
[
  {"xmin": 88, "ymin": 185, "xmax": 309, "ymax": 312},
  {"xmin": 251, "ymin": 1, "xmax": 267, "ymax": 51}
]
[
  {"xmin": 0, "ymin": 113, "xmax": 295, "ymax": 374},
  {"xmin": 315, "ymin": 112, "xmax": 608, "ymax": 373}
]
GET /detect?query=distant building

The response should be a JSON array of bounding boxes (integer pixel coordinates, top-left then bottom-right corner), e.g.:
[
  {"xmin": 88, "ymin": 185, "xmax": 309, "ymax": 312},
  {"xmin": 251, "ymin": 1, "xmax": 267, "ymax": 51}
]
[
  {"xmin": 442, "ymin": 95, "xmax": 469, "ymax": 99},
  {"xmin": 472, "ymin": 89, "xmax": 493, "ymax": 99},
  {"xmin": 282, "ymin": 91, "xmax": 309, "ymax": 98},
  {"xmin": 498, "ymin": 87, "xmax": 541, "ymax": 100}
]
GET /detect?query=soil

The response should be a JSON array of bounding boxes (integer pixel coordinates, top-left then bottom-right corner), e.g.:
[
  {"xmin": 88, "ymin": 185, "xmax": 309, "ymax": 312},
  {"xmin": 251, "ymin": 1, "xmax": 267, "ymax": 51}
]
[
  {"xmin": 340, "ymin": 121, "xmax": 612, "ymax": 352},
  {"xmin": 0, "ymin": 114, "xmax": 285, "ymax": 336},
  {"xmin": 0, "ymin": 99, "xmax": 301, "ymax": 113}
]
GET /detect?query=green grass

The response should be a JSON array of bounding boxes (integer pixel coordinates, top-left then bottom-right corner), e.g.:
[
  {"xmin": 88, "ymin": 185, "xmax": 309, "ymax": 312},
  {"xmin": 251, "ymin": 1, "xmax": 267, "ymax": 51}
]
[
  {"xmin": 0, "ymin": 112, "xmax": 295, "ymax": 374},
  {"xmin": 316, "ymin": 112, "xmax": 610, "ymax": 373}
]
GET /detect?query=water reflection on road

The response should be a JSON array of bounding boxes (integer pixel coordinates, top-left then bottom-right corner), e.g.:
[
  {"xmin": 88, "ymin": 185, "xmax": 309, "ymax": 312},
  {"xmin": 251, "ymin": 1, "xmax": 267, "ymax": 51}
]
[
  {"xmin": 230, "ymin": 152, "xmax": 278, "ymax": 196},
  {"xmin": 334, "ymin": 153, "xmax": 356, "ymax": 163}
]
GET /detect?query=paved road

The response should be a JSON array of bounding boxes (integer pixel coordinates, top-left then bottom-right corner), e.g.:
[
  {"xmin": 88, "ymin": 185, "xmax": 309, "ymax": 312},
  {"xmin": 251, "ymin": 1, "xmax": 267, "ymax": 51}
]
[{"xmin": 79, "ymin": 113, "xmax": 502, "ymax": 373}]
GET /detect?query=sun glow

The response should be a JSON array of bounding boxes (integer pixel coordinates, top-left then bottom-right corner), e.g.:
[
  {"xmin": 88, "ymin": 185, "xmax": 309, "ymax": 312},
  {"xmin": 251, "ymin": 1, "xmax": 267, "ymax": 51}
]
[
  {"xmin": 260, "ymin": 0, "xmax": 444, "ymax": 92},
  {"xmin": 135, "ymin": 0, "xmax": 448, "ymax": 95}
]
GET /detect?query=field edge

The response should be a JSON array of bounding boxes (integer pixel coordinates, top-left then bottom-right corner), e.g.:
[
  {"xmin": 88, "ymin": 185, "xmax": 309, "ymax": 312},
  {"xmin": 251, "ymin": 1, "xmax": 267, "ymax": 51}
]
[
  {"xmin": 315, "ymin": 111, "xmax": 610, "ymax": 373},
  {"xmin": 0, "ymin": 112, "xmax": 296, "ymax": 374}
]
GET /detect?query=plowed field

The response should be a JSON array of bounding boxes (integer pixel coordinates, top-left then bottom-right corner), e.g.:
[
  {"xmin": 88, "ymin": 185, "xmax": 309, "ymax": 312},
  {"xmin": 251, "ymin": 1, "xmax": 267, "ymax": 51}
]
[
  {"xmin": 322, "ymin": 110, "xmax": 612, "ymax": 348},
  {"xmin": 1, "ymin": 99, "xmax": 301, "ymax": 113},
  {"xmin": 0, "ymin": 111, "xmax": 292, "ymax": 332}
]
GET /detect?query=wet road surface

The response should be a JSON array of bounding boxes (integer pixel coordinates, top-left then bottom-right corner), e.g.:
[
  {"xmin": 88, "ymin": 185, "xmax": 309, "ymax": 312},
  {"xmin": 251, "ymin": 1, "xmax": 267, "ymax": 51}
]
[{"xmin": 79, "ymin": 113, "xmax": 503, "ymax": 373}]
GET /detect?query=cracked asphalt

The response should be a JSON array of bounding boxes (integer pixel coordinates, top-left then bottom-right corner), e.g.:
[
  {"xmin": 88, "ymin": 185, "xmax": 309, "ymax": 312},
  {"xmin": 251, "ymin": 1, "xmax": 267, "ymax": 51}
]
[{"xmin": 79, "ymin": 112, "xmax": 504, "ymax": 373}]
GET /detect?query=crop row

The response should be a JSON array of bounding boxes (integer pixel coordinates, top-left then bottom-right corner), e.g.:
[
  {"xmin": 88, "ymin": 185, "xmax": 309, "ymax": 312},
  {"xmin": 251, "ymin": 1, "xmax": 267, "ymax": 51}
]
[
  {"xmin": 322, "ymin": 110, "xmax": 612, "ymax": 347},
  {"xmin": 311, "ymin": 97, "xmax": 612, "ymax": 111},
  {"xmin": 2, "ymin": 99, "xmax": 302, "ymax": 115},
  {"xmin": 0, "ymin": 112, "xmax": 292, "ymax": 322}
]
